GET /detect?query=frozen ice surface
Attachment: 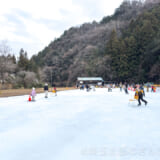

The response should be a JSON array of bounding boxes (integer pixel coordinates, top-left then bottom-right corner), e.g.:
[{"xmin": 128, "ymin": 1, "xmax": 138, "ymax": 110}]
[{"xmin": 0, "ymin": 88, "xmax": 160, "ymax": 160}]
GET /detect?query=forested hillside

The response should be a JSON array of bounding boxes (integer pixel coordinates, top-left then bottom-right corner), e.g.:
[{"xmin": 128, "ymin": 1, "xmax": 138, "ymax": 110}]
[
  {"xmin": 107, "ymin": 3, "xmax": 160, "ymax": 82},
  {"xmin": 1, "ymin": 0, "xmax": 160, "ymax": 88},
  {"xmin": 31, "ymin": 0, "xmax": 160, "ymax": 86}
]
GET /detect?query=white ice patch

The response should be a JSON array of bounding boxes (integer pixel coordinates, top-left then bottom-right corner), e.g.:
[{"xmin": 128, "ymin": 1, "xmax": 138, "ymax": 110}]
[{"xmin": 0, "ymin": 88, "xmax": 160, "ymax": 160}]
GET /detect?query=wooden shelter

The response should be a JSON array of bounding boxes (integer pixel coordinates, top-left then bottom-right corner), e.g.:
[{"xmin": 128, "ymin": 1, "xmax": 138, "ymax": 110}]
[{"xmin": 77, "ymin": 77, "xmax": 104, "ymax": 85}]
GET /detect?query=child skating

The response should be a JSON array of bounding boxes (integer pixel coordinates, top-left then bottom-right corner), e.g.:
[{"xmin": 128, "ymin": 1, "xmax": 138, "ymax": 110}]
[
  {"xmin": 52, "ymin": 84, "xmax": 57, "ymax": 96},
  {"xmin": 30, "ymin": 87, "xmax": 36, "ymax": 101}
]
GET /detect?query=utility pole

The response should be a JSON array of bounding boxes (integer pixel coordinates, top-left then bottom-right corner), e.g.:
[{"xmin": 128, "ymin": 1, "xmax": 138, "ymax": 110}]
[{"xmin": 51, "ymin": 69, "xmax": 52, "ymax": 87}]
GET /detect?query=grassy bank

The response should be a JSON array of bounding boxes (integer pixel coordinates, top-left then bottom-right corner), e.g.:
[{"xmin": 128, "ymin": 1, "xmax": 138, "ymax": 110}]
[{"xmin": 0, "ymin": 87, "xmax": 76, "ymax": 97}]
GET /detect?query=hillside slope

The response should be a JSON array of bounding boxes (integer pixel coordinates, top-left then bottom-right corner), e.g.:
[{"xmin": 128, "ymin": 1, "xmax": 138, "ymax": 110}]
[{"xmin": 32, "ymin": 0, "xmax": 160, "ymax": 85}]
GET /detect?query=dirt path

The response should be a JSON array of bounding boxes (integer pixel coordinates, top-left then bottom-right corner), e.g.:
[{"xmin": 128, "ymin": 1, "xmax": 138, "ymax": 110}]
[{"xmin": 0, "ymin": 87, "xmax": 76, "ymax": 97}]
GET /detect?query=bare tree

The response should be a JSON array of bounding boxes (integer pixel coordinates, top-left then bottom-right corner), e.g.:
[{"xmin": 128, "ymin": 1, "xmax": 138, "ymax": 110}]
[
  {"xmin": 0, "ymin": 40, "xmax": 11, "ymax": 55},
  {"xmin": 16, "ymin": 71, "xmax": 38, "ymax": 88},
  {"xmin": 41, "ymin": 66, "xmax": 53, "ymax": 85},
  {"xmin": 0, "ymin": 41, "xmax": 12, "ymax": 84},
  {"xmin": 0, "ymin": 41, "xmax": 17, "ymax": 88}
]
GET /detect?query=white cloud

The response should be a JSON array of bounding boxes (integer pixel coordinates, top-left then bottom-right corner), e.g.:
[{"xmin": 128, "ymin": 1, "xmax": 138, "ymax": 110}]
[{"xmin": 0, "ymin": 0, "xmax": 124, "ymax": 57}]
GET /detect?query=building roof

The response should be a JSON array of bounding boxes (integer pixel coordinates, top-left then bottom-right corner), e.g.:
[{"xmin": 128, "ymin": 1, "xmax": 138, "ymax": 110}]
[{"xmin": 77, "ymin": 77, "xmax": 103, "ymax": 81}]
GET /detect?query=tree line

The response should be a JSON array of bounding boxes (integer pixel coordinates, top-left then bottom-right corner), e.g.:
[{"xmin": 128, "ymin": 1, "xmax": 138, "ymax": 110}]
[
  {"xmin": 0, "ymin": 42, "xmax": 41, "ymax": 89},
  {"xmin": 106, "ymin": 4, "xmax": 160, "ymax": 83},
  {"xmin": 1, "ymin": 0, "xmax": 160, "ymax": 89}
]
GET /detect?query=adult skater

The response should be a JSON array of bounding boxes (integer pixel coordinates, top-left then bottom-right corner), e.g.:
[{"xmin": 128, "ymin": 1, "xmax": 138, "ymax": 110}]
[
  {"xmin": 146, "ymin": 84, "xmax": 149, "ymax": 92},
  {"xmin": 119, "ymin": 82, "xmax": 122, "ymax": 92},
  {"xmin": 91, "ymin": 85, "xmax": 96, "ymax": 91},
  {"xmin": 44, "ymin": 83, "xmax": 49, "ymax": 98},
  {"xmin": 124, "ymin": 82, "xmax": 129, "ymax": 94},
  {"xmin": 108, "ymin": 84, "xmax": 112, "ymax": 92},
  {"xmin": 86, "ymin": 84, "xmax": 90, "ymax": 92},
  {"xmin": 140, "ymin": 85, "xmax": 145, "ymax": 96},
  {"xmin": 135, "ymin": 88, "xmax": 147, "ymax": 106},
  {"xmin": 30, "ymin": 87, "xmax": 36, "ymax": 101}
]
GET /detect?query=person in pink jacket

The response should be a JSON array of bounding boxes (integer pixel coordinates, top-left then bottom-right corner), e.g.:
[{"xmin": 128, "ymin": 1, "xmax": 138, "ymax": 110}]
[{"xmin": 30, "ymin": 87, "xmax": 36, "ymax": 101}]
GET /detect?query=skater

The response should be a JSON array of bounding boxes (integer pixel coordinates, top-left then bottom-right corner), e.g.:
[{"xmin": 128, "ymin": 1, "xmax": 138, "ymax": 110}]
[
  {"xmin": 124, "ymin": 82, "xmax": 129, "ymax": 94},
  {"xmin": 30, "ymin": 87, "xmax": 36, "ymax": 101},
  {"xmin": 140, "ymin": 85, "xmax": 145, "ymax": 97},
  {"xmin": 108, "ymin": 84, "xmax": 112, "ymax": 92},
  {"xmin": 135, "ymin": 88, "xmax": 147, "ymax": 106},
  {"xmin": 86, "ymin": 84, "xmax": 90, "ymax": 92},
  {"xmin": 146, "ymin": 84, "xmax": 149, "ymax": 92},
  {"xmin": 91, "ymin": 85, "xmax": 96, "ymax": 91},
  {"xmin": 76, "ymin": 83, "xmax": 79, "ymax": 89},
  {"xmin": 80, "ymin": 84, "xmax": 84, "ymax": 90},
  {"xmin": 151, "ymin": 86, "xmax": 154, "ymax": 92},
  {"xmin": 102, "ymin": 81, "xmax": 104, "ymax": 87},
  {"xmin": 119, "ymin": 82, "xmax": 122, "ymax": 92},
  {"xmin": 153, "ymin": 86, "xmax": 156, "ymax": 92},
  {"xmin": 44, "ymin": 83, "xmax": 49, "ymax": 98},
  {"xmin": 52, "ymin": 84, "xmax": 57, "ymax": 96}
]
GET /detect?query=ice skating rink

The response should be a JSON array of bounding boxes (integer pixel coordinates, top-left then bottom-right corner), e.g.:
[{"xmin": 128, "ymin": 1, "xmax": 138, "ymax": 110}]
[{"xmin": 0, "ymin": 88, "xmax": 160, "ymax": 160}]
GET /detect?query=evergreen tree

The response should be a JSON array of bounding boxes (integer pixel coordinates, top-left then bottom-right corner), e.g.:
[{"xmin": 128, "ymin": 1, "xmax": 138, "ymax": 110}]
[
  {"xmin": 107, "ymin": 30, "xmax": 121, "ymax": 79},
  {"xmin": 18, "ymin": 49, "xmax": 29, "ymax": 71}
]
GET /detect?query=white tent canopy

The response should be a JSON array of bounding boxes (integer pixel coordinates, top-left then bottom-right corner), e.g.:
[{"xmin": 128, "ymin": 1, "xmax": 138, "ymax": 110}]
[{"xmin": 77, "ymin": 77, "xmax": 103, "ymax": 81}]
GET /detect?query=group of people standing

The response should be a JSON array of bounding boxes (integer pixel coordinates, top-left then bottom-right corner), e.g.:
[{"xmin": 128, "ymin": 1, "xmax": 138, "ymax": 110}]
[
  {"xmin": 119, "ymin": 82, "xmax": 148, "ymax": 106},
  {"xmin": 79, "ymin": 84, "xmax": 96, "ymax": 92},
  {"xmin": 29, "ymin": 83, "xmax": 57, "ymax": 101},
  {"xmin": 126, "ymin": 83, "xmax": 147, "ymax": 106},
  {"xmin": 29, "ymin": 82, "xmax": 152, "ymax": 107}
]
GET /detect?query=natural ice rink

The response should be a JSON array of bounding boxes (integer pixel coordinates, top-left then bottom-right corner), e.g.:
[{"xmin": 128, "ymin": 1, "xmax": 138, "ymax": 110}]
[{"xmin": 0, "ymin": 88, "xmax": 160, "ymax": 160}]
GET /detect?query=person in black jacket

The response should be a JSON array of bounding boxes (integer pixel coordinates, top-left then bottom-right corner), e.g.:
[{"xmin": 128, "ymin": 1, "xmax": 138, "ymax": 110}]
[
  {"xmin": 140, "ymin": 85, "xmax": 145, "ymax": 96},
  {"xmin": 124, "ymin": 82, "xmax": 129, "ymax": 94},
  {"xmin": 137, "ymin": 89, "xmax": 147, "ymax": 106},
  {"xmin": 44, "ymin": 83, "xmax": 49, "ymax": 98}
]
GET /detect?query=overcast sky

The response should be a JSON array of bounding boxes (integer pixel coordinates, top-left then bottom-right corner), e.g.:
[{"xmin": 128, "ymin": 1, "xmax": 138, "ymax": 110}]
[{"xmin": 0, "ymin": 0, "xmax": 124, "ymax": 57}]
